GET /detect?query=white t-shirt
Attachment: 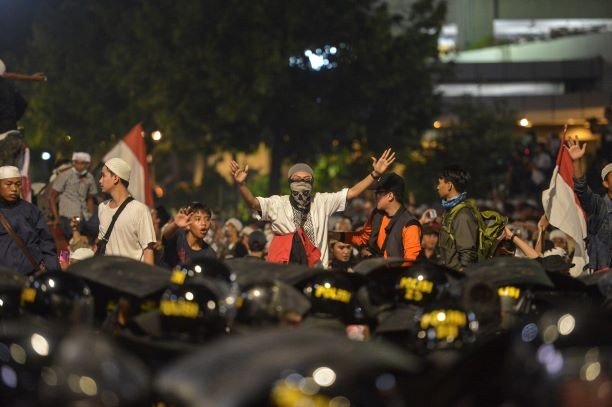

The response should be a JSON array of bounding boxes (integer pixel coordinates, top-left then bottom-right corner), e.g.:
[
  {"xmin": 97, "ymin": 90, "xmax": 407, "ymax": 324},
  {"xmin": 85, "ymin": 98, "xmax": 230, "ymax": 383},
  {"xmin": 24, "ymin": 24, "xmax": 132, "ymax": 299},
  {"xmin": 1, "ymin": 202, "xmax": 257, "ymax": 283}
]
[
  {"xmin": 256, "ymin": 188, "xmax": 348, "ymax": 268},
  {"xmin": 98, "ymin": 198, "xmax": 156, "ymax": 261}
]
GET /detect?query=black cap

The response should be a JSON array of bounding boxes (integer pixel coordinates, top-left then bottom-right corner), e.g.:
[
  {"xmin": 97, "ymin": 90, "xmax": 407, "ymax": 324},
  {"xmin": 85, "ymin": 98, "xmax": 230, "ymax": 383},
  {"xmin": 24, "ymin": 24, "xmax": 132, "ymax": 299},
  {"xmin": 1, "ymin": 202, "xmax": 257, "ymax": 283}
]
[{"xmin": 369, "ymin": 172, "xmax": 405, "ymax": 199}]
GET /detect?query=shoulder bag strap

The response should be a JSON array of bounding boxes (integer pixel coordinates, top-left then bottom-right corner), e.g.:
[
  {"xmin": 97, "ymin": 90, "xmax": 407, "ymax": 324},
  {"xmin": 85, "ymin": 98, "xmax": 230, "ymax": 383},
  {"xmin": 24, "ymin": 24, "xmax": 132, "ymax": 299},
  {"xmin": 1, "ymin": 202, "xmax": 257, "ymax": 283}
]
[
  {"xmin": 100, "ymin": 197, "xmax": 134, "ymax": 243},
  {"xmin": 0, "ymin": 209, "xmax": 39, "ymax": 269}
]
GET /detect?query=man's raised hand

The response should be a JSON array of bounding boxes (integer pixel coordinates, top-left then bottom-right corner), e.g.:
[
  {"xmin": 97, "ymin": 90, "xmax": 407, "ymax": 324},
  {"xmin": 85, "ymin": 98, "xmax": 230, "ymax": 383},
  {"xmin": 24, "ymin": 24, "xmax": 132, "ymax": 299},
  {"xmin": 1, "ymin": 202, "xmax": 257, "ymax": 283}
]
[
  {"xmin": 230, "ymin": 160, "xmax": 249, "ymax": 184},
  {"xmin": 371, "ymin": 148, "xmax": 396, "ymax": 176}
]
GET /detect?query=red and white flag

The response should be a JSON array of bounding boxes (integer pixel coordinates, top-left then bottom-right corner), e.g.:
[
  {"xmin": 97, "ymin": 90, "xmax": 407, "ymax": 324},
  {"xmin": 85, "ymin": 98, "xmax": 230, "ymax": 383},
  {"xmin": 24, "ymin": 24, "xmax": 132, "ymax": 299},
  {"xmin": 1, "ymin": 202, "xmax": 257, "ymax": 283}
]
[
  {"xmin": 103, "ymin": 123, "xmax": 154, "ymax": 207},
  {"xmin": 541, "ymin": 138, "xmax": 588, "ymax": 276},
  {"xmin": 20, "ymin": 146, "xmax": 31, "ymax": 202}
]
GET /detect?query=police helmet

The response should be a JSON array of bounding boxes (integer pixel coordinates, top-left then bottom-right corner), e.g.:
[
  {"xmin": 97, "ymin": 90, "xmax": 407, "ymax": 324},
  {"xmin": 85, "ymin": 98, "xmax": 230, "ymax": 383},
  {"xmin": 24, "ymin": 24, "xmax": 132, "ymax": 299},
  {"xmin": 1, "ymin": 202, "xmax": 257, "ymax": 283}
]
[
  {"xmin": 0, "ymin": 316, "xmax": 65, "ymax": 402},
  {"xmin": 155, "ymin": 329, "xmax": 426, "ymax": 407},
  {"xmin": 395, "ymin": 262, "xmax": 450, "ymax": 306},
  {"xmin": 414, "ymin": 300, "xmax": 478, "ymax": 352},
  {"xmin": 0, "ymin": 268, "xmax": 27, "ymax": 318},
  {"xmin": 235, "ymin": 280, "xmax": 310, "ymax": 327},
  {"xmin": 174, "ymin": 257, "xmax": 235, "ymax": 285},
  {"xmin": 159, "ymin": 280, "xmax": 227, "ymax": 341},
  {"xmin": 300, "ymin": 271, "xmax": 367, "ymax": 325},
  {"xmin": 503, "ymin": 306, "xmax": 612, "ymax": 406},
  {"xmin": 21, "ymin": 271, "xmax": 94, "ymax": 325},
  {"xmin": 38, "ymin": 330, "xmax": 150, "ymax": 407}
]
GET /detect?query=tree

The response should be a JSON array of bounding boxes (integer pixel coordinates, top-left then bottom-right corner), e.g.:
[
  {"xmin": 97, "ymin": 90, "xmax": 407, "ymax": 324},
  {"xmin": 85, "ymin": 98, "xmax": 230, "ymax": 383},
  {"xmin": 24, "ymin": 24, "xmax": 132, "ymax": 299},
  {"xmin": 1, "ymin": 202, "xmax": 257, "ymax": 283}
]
[
  {"xmin": 405, "ymin": 98, "xmax": 519, "ymax": 204},
  {"xmin": 21, "ymin": 0, "xmax": 446, "ymax": 196}
]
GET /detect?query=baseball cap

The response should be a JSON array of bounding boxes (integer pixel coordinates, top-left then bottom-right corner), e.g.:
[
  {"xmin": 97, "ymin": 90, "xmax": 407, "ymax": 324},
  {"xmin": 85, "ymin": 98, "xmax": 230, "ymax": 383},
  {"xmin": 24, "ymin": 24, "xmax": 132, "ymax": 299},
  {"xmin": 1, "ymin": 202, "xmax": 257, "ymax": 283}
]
[
  {"xmin": 369, "ymin": 172, "xmax": 405, "ymax": 199},
  {"xmin": 104, "ymin": 158, "xmax": 131, "ymax": 181}
]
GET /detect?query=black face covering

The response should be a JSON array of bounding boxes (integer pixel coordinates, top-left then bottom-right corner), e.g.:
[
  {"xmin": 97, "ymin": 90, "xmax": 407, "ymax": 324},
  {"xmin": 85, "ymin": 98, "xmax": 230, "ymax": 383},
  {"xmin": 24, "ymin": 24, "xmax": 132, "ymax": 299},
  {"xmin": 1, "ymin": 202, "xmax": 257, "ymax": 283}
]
[{"xmin": 289, "ymin": 181, "xmax": 313, "ymax": 211}]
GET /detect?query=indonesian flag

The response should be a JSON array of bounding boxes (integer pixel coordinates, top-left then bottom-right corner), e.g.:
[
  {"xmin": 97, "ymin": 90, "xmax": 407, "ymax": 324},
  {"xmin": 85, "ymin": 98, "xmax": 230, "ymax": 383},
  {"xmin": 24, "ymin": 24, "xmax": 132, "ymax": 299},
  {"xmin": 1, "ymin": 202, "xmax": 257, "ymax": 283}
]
[
  {"xmin": 541, "ymin": 138, "xmax": 588, "ymax": 277},
  {"xmin": 20, "ymin": 146, "xmax": 31, "ymax": 202},
  {"xmin": 103, "ymin": 123, "xmax": 154, "ymax": 207}
]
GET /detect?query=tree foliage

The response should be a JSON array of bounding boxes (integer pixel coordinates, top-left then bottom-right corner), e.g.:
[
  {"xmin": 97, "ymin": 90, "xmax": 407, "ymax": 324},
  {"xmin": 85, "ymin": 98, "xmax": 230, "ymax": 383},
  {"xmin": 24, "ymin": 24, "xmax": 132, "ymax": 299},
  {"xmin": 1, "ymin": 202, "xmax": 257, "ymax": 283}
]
[
  {"xmin": 405, "ymin": 99, "xmax": 519, "ymax": 203},
  {"xmin": 21, "ymin": 0, "xmax": 446, "ymax": 196}
]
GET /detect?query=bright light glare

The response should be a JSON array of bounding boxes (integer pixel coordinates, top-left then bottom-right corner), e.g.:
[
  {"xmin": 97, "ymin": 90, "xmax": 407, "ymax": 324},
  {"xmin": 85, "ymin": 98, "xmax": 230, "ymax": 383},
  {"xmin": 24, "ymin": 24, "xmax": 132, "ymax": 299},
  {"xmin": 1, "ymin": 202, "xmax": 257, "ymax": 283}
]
[
  {"xmin": 31, "ymin": 334, "xmax": 50, "ymax": 356},
  {"xmin": 305, "ymin": 50, "xmax": 326, "ymax": 71},
  {"xmin": 152, "ymin": 131, "xmax": 162, "ymax": 141},
  {"xmin": 41, "ymin": 152, "xmax": 51, "ymax": 160},
  {"xmin": 557, "ymin": 314, "xmax": 575, "ymax": 336},
  {"xmin": 312, "ymin": 367, "xmax": 336, "ymax": 387}
]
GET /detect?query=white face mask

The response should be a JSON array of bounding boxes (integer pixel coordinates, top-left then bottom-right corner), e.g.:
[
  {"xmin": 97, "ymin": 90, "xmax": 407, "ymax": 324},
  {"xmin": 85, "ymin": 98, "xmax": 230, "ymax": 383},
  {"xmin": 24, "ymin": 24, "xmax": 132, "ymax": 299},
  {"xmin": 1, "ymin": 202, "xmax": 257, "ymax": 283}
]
[{"xmin": 73, "ymin": 167, "xmax": 88, "ymax": 176}]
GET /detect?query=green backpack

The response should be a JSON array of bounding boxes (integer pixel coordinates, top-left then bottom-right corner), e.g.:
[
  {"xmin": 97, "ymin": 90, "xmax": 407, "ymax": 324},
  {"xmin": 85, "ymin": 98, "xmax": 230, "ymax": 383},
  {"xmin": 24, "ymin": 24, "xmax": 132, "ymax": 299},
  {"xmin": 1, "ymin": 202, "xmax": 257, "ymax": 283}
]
[{"xmin": 443, "ymin": 199, "xmax": 508, "ymax": 260}]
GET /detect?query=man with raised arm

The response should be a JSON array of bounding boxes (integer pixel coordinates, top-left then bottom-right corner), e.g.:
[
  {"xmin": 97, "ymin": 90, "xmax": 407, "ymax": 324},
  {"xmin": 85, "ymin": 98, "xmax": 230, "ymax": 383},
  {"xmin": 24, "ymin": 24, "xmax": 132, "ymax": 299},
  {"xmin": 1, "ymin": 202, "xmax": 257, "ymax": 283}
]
[{"xmin": 230, "ymin": 149, "xmax": 395, "ymax": 268}]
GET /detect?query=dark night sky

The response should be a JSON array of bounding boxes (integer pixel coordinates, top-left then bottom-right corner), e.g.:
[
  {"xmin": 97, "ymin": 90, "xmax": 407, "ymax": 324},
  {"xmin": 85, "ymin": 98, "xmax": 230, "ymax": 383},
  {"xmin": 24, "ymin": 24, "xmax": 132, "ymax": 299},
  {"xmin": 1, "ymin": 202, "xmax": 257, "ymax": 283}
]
[{"xmin": 0, "ymin": 0, "xmax": 40, "ymax": 65}]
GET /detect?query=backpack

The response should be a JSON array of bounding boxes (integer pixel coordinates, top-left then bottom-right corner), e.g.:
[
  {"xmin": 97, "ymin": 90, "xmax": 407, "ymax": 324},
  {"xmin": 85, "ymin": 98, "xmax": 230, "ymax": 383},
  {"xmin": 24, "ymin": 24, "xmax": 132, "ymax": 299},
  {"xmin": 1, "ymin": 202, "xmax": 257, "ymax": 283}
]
[{"xmin": 443, "ymin": 199, "xmax": 508, "ymax": 260}]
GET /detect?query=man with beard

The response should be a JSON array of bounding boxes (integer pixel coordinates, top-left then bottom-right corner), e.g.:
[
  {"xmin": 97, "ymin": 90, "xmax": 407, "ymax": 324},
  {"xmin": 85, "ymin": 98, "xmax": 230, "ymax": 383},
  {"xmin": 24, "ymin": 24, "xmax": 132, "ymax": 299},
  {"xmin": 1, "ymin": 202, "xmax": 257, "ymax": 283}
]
[
  {"xmin": 0, "ymin": 166, "xmax": 58, "ymax": 274},
  {"xmin": 230, "ymin": 149, "xmax": 395, "ymax": 268},
  {"xmin": 162, "ymin": 202, "xmax": 216, "ymax": 267}
]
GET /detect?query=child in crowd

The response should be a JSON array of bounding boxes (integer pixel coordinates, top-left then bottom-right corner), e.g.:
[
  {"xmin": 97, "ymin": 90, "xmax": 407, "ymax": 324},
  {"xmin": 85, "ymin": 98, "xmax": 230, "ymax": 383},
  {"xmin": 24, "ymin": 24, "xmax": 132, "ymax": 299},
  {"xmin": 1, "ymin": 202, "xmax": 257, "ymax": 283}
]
[{"xmin": 162, "ymin": 202, "xmax": 216, "ymax": 267}]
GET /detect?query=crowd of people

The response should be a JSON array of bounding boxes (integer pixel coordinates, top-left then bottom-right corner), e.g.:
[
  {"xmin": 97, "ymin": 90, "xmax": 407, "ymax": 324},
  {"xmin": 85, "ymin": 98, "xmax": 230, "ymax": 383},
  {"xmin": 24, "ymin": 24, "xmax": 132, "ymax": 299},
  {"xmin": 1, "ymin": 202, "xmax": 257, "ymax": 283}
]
[{"xmin": 2, "ymin": 55, "xmax": 612, "ymax": 405}]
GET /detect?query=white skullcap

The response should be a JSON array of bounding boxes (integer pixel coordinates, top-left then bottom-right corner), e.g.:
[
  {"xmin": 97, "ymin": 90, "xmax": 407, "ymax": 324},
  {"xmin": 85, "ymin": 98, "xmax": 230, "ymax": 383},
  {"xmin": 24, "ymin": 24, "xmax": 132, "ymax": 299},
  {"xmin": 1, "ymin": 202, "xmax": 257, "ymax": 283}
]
[
  {"xmin": 225, "ymin": 217, "xmax": 243, "ymax": 232},
  {"xmin": 548, "ymin": 229, "xmax": 566, "ymax": 241},
  {"xmin": 241, "ymin": 226, "xmax": 254, "ymax": 236},
  {"xmin": 0, "ymin": 59, "xmax": 5, "ymax": 76},
  {"xmin": 104, "ymin": 157, "xmax": 131, "ymax": 181},
  {"xmin": 0, "ymin": 166, "xmax": 21, "ymax": 180},
  {"xmin": 72, "ymin": 152, "xmax": 91, "ymax": 162},
  {"xmin": 601, "ymin": 163, "xmax": 612, "ymax": 181},
  {"xmin": 71, "ymin": 247, "xmax": 95, "ymax": 261}
]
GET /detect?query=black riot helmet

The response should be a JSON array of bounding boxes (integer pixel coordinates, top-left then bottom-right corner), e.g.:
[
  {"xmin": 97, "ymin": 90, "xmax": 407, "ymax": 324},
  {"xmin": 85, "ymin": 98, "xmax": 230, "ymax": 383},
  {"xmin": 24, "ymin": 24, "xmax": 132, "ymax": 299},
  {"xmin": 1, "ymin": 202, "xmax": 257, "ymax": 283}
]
[
  {"xmin": 0, "ymin": 268, "xmax": 27, "ymax": 318},
  {"xmin": 414, "ymin": 300, "xmax": 478, "ymax": 353},
  {"xmin": 21, "ymin": 271, "xmax": 94, "ymax": 325},
  {"xmin": 464, "ymin": 257, "xmax": 555, "ymax": 330},
  {"xmin": 395, "ymin": 262, "xmax": 450, "ymax": 306},
  {"xmin": 174, "ymin": 257, "xmax": 235, "ymax": 285},
  {"xmin": 235, "ymin": 280, "xmax": 310, "ymax": 327},
  {"xmin": 0, "ymin": 315, "xmax": 66, "ymax": 402},
  {"xmin": 159, "ymin": 279, "xmax": 227, "ymax": 341},
  {"xmin": 300, "ymin": 271, "xmax": 368, "ymax": 325},
  {"xmin": 502, "ymin": 306, "xmax": 612, "ymax": 407},
  {"xmin": 38, "ymin": 330, "xmax": 151, "ymax": 407},
  {"xmin": 155, "ymin": 329, "xmax": 426, "ymax": 407}
]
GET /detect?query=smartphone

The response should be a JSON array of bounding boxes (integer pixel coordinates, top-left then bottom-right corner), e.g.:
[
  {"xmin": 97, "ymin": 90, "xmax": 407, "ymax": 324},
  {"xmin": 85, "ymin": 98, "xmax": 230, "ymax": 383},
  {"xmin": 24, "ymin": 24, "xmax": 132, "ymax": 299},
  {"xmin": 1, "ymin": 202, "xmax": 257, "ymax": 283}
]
[
  {"xmin": 58, "ymin": 249, "xmax": 70, "ymax": 264},
  {"xmin": 428, "ymin": 209, "xmax": 437, "ymax": 219}
]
